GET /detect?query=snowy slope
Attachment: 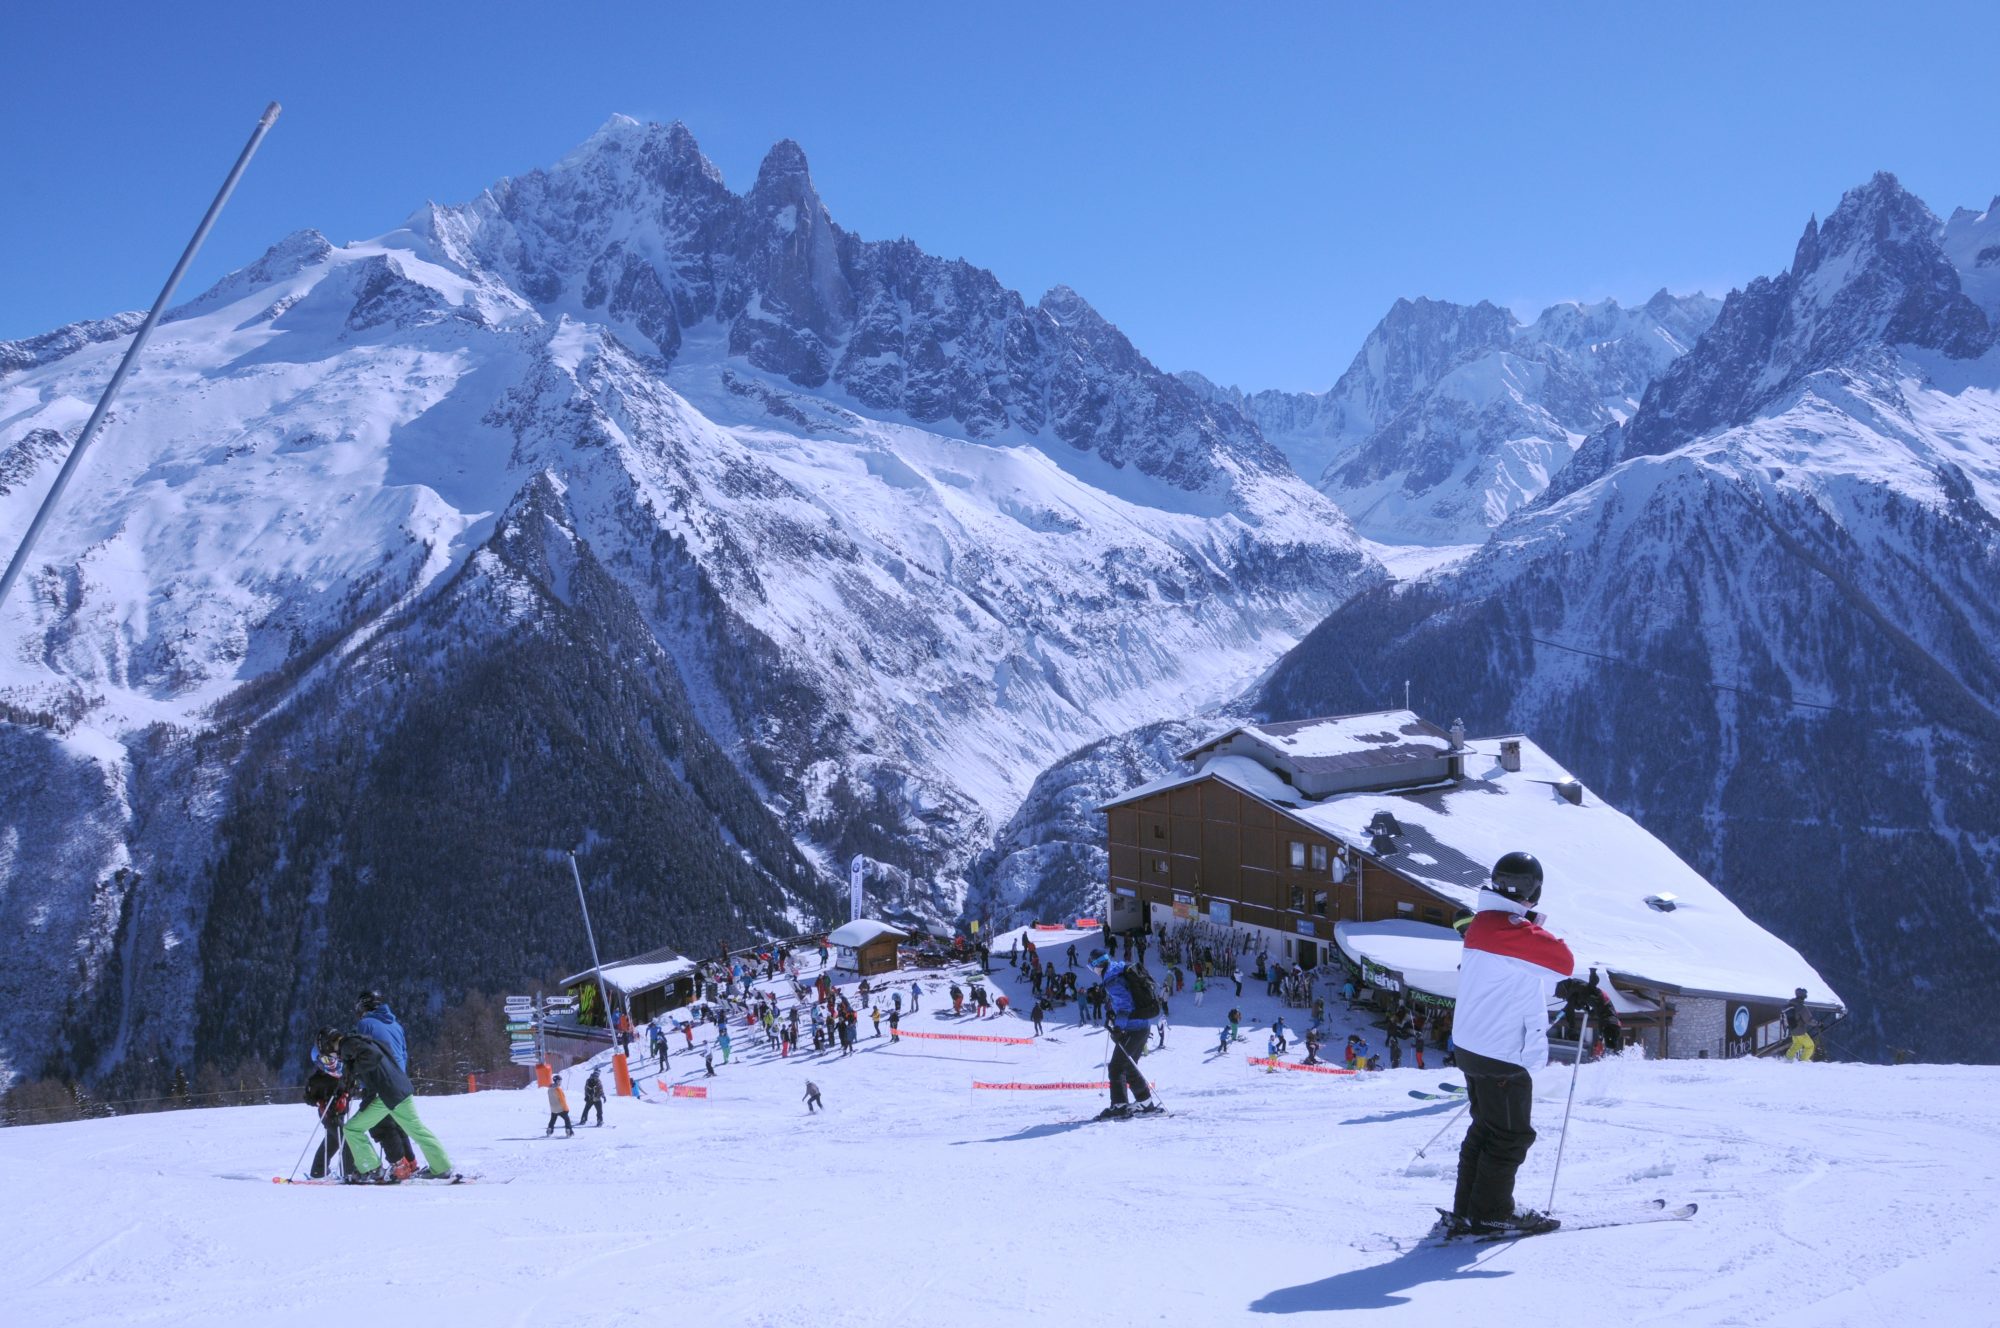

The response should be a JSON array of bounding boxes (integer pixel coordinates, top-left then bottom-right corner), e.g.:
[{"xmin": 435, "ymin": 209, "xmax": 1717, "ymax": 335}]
[
  {"xmin": 1259, "ymin": 174, "xmax": 2000, "ymax": 1061},
  {"xmin": 3, "ymin": 953, "xmax": 1996, "ymax": 1326},
  {"xmin": 1184, "ymin": 291, "xmax": 1719, "ymax": 544},
  {"xmin": 0, "ymin": 120, "xmax": 1376, "ymax": 1085}
]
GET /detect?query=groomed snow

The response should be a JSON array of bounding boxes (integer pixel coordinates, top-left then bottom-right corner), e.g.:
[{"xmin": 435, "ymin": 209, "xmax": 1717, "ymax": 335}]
[{"xmin": 1, "ymin": 952, "xmax": 1992, "ymax": 1326}]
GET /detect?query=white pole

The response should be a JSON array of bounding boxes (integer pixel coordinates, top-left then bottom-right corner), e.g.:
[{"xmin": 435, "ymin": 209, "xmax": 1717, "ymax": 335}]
[
  {"xmin": 568, "ymin": 851, "xmax": 617, "ymax": 1058},
  {"xmin": 1546, "ymin": 1008, "xmax": 1591, "ymax": 1212},
  {"xmin": 0, "ymin": 103, "xmax": 282, "ymax": 611}
]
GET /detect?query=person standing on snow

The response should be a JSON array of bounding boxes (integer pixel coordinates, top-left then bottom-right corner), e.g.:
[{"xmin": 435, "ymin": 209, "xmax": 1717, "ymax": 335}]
[
  {"xmin": 1443, "ymin": 851, "xmax": 1574, "ymax": 1238},
  {"xmin": 803, "ymin": 1080, "xmax": 824, "ymax": 1113},
  {"xmin": 546, "ymin": 1074, "xmax": 575, "ymax": 1136},
  {"xmin": 1087, "ymin": 950, "xmax": 1163, "ymax": 1120},
  {"xmin": 338, "ymin": 1031, "xmax": 454, "ymax": 1181},
  {"xmin": 304, "ymin": 1028, "xmax": 352, "ymax": 1179},
  {"xmin": 581, "ymin": 1068, "xmax": 606, "ymax": 1127},
  {"xmin": 352, "ymin": 991, "xmax": 413, "ymax": 1171},
  {"xmin": 1782, "ymin": 988, "xmax": 1819, "ymax": 1061}
]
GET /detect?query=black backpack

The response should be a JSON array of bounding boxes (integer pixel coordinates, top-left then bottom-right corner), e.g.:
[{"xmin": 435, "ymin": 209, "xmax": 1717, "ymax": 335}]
[{"xmin": 1120, "ymin": 966, "xmax": 1163, "ymax": 1020}]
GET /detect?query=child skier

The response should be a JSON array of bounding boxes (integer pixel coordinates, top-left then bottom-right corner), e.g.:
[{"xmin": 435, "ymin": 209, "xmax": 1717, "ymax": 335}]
[
  {"xmin": 546, "ymin": 1074, "xmax": 575, "ymax": 1136},
  {"xmin": 581, "ymin": 1068, "xmax": 606, "ymax": 1126},
  {"xmin": 304, "ymin": 1028, "xmax": 351, "ymax": 1179}
]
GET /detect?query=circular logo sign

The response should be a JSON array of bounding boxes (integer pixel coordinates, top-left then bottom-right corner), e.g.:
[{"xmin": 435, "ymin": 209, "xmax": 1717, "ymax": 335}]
[{"xmin": 1731, "ymin": 1004, "xmax": 1751, "ymax": 1038}]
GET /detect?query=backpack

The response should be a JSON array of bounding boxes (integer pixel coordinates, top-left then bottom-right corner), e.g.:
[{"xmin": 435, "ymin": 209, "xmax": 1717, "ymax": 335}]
[{"xmin": 1120, "ymin": 966, "xmax": 1163, "ymax": 1021}]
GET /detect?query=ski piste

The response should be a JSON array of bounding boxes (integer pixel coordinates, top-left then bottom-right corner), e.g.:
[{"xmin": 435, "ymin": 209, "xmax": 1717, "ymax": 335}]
[{"xmin": 1355, "ymin": 1200, "xmax": 1697, "ymax": 1253}]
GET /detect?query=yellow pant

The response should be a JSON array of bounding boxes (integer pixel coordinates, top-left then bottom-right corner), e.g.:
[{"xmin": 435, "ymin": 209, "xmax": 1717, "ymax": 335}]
[{"xmin": 1785, "ymin": 1033, "xmax": 1816, "ymax": 1062}]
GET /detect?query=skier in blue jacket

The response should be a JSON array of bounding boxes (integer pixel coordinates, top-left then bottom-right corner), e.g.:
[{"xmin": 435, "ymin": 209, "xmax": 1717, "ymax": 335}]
[
  {"xmin": 1088, "ymin": 950, "xmax": 1162, "ymax": 1120},
  {"xmin": 354, "ymin": 991, "xmax": 414, "ymax": 1171}
]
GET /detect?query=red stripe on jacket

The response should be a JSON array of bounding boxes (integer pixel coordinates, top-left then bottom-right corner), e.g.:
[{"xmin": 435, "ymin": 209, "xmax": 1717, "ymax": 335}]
[{"xmin": 1463, "ymin": 911, "xmax": 1574, "ymax": 975}]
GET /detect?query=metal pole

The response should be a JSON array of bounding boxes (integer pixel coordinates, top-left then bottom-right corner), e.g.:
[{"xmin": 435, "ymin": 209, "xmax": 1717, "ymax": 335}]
[
  {"xmin": 1546, "ymin": 1008, "xmax": 1591, "ymax": 1212},
  {"xmin": 568, "ymin": 851, "xmax": 616, "ymax": 1054},
  {"xmin": 1409, "ymin": 1099, "xmax": 1470, "ymax": 1165},
  {"xmin": 0, "ymin": 102, "xmax": 282, "ymax": 612}
]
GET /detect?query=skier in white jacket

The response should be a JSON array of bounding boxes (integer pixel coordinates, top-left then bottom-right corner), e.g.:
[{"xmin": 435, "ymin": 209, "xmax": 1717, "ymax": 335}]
[{"xmin": 1444, "ymin": 851, "xmax": 1575, "ymax": 1238}]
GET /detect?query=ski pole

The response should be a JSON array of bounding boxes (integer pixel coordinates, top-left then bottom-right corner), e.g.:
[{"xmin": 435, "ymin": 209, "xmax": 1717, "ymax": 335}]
[
  {"xmin": 1410, "ymin": 1100, "xmax": 1470, "ymax": 1164},
  {"xmin": 1545, "ymin": 1008, "xmax": 1590, "ymax": 1212},
  {"xmin": 284, "ymin": 1097, "xmax": 335, "ymax": 1183}
]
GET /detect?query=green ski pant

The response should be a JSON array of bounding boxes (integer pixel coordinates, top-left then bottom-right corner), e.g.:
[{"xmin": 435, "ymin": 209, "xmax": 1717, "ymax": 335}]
[{"xmin": 345, "ymin": 1096, "xmax": 451, "ymax": 1174}]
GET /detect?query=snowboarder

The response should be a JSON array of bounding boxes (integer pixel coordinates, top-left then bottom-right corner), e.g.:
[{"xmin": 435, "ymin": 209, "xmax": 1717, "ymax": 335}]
[
  {"xmin": 803, "ymin": 1080, "xmax": 824, "ymax": 1114},
  {"xmin": 1087, "ymin": 950, "xmax": 1162, "ymax": 1120},
  {"xmin": 1442, "ymin": 851, "xmax": 1574, "ymax": 1239},
  {"xmin": 546, "ymin": 1074, "xmax": 575, "ymax": 1137},
  {"xmin": 304, "ymin": 1028, "xmax": 352, "ymax": 1179},
  {"xmin": 950, "ymin": 983, "xmax": 964, "ymax": 1016},
  {"xmin": 581, "ymin": 1068, "xmax": 606, "ymax": 1127},
  {"xmin": 1783, "ymin": 988, "xmax": 1818, "ymax": 1061},
  {"xmin": 337, "ymin": 1030, "xmax": 453, "ymax": 1181}
]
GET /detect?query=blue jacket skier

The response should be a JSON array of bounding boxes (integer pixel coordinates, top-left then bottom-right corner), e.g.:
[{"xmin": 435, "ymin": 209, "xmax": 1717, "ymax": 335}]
[{"xmin": 1088, "ymin": 951, "xmax": 1161, "ymax": 1120}]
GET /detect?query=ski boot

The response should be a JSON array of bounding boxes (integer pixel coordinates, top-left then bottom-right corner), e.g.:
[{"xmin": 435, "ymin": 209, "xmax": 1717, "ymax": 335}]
[
  {"xmin": 1093, "ymin": 1103, "xmax": 1133, "ymax": 1121},
  {"xmin": 343, "ymin": 1165, "xmax": 393, "ymax": 1185},
  {"xmin": 1132, "ymin": 1100, "xmax": 1167, "ymax": 1116},
  {"xmin": 390, "ymin": 1158, "xmax": 419, "ymax": 1181}
]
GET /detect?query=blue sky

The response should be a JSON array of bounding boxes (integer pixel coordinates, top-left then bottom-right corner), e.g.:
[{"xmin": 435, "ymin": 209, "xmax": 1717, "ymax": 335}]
[{"xmin": 3, "ymin": 2, "xmax": 1996, "ymax": 390}]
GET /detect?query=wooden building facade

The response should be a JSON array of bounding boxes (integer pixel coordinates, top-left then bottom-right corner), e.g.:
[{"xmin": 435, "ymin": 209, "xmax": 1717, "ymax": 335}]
[{"xmin": 1106, "ymin": 773, "xmax": 1458, "ymax": 971}]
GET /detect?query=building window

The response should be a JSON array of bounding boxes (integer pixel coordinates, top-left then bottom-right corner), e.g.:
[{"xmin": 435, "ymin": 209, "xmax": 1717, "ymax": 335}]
[
  {"xmin": 1153, "ymin": 858, "xmax": 1169, "ymax": 876},
  {"xmin": 1153, "ymin": 823, "xmax": 1166, "ymax": 840},
  {"xmin": 1396, "ymin": 900, "xmax": 1415, "ymax": 914},
  {"xmin": 1310, "ymin": 844, "xmax": 1328, "ymax": 871},
  {"xmin": 1289, "ymin": 841, "xmax": 1306, "ymax": 868},
  {"xmin": 1314, "ymin": 890, "xmax": 1329, "ymax": 917},
  {"xmin": 1422, "ymin": 906, "xmax": 1444, "ymax": 923},
  {"xmin": 1290, "ymin": 885, "xmax": 1305, "ymax": 910}
]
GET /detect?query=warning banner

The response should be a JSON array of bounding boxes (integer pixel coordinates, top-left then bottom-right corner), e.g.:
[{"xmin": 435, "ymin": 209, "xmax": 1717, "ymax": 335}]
[
  {"xmin": 658, "ymin": 1080, "xmax": 710, "ymax": 1098},
  {"xmin": 972, "ymin": 1080, "xmax": 1111, "ymax": 1091},
  {"xmin": 1246, "ymin": 1057, "xmax": 1357, "ymax": 1076},
  {"xmin": 893, "ymin": 1029, "xmax": 1035, "ymax": 1046}
]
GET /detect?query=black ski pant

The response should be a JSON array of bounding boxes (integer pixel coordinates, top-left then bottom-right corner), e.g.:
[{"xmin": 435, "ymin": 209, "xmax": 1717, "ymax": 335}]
[
  {"xmin": 1107, "ymin": 1026, "xmax": 1154, "ymax": 1107},
  {"xmin": 581, "ymin": 1100, "xmax": 603, "ymax": 1126},
  {"xmin": 547, "ymin": 1111, "xmax": 573, "ymax": 1134},
  {"xmin": 310, "ymin": 1112, "xmax": 352, "ymax": 1178},
  {"xmin": 1453, "ymin": 1047, "xmax": 1537, "ymax": 1222}
]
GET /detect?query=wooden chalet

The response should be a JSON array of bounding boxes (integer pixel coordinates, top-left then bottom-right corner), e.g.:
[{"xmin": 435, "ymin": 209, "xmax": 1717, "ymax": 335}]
[{"xmin": 1099, "ymin": 710, "xmax": 1842, "ymax": 1060}]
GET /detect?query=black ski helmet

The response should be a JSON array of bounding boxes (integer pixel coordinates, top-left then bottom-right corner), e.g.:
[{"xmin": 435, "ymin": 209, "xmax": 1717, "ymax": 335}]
[
  {"xmin": 315, "ymin": 1025, "xmax": 342, "ymax": 1056},
  {"xmin": 1489, "ymin": 851, "xmax": 1544, "ymax": 905},
  {"xmin": 355, "ymin": 990, "xmax": 382, "ymax": 1015}
]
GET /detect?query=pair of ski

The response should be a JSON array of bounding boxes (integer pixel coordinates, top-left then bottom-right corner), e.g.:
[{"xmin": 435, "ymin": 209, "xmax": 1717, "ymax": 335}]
[
  {"xmin": 1408, "ymin": 1082, "xmax": 1466, "ymax": 1101},
  {"xmin": 273, "ymin": 1172, "xmax": 495, "ymax": 1186},
  {"xmin": 1356, "ymin": 1199, "xmax": 1698, "ymax": 1253}
]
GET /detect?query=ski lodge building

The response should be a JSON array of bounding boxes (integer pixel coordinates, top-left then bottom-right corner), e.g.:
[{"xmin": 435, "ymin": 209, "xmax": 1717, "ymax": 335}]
[
  {"xmin": 1098, "ymin": 711, "xmax": 1842, "ymax": 1060},
  {"xmin": 561, "ymin": 944, "xmax": 699, "ymax": 1025}
]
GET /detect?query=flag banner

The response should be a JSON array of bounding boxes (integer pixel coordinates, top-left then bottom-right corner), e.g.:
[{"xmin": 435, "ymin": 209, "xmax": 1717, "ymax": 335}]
[
  {"xmin": 1246, "ymin": 1057, "xmax": 1356, "ymax": 1076},
  {"xmin": 660, "ymin": 1081, "xmax": 710, "ymax": 1099},
  {"xmin": 972, "ymin": 1080, "xmax": 1110, "ymax": 1091},
  {"xmin": 893, "ymin": 1029, "xmax": 1034, "ymax": 1046}
]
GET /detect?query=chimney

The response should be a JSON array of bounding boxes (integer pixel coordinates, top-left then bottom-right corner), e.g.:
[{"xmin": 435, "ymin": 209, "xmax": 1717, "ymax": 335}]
[
  {"xmin": 1449, "ymin": 718, "xmax": 1466, "ymax": 750},
  {"xmin": 1499, "ymin": 739, "xmax": 1522, "ymax": 772}
]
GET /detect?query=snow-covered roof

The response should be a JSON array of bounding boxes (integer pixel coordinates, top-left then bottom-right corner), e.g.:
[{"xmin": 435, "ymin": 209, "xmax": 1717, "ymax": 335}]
[
  {"xmin": 827, "ymin": 919, "xmax": 909, "ymax": 948},
  {"xmin": 562, "ymin": 944, "xmax": 697, "ymax": 994},
  {"xmin": 1333, "ymin": 920, "xmax": 1463, "ymax": 1000},
  {"xmin": 986, "ymin": 924, "xmax": 1105, "ymax": 956},
  {"xmin": 1181, "ymin": 710, "xmax": 1453, "ymax": 774},
  {"xmin": 1098, "ymin": 753, "xmax": 1306, "ymax": 811},
  {"xmin": 1291, "ymin": 738, "xmax": 1840, "ymax": 1007}
]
